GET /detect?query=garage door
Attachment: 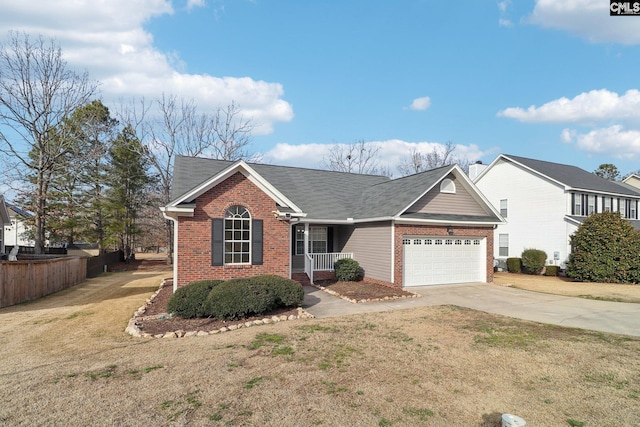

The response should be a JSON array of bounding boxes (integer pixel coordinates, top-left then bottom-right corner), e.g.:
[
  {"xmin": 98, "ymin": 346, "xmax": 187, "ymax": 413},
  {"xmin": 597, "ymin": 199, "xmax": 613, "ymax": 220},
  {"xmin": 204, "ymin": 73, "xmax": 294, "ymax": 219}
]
[{"xmin": 403, "ymin": 236, "xmax": 485, "ymax": 286}]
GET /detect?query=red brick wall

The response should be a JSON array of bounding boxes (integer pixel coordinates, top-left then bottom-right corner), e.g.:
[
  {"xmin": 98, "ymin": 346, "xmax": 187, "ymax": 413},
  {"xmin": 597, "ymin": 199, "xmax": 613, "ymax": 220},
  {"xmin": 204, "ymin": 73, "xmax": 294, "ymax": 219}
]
[
  {"xmin": 176, "ymin": 172, "xmax": 290, "ymax": 287},
  {"xmin": 392, "ymin": 224, "xmax": 494, "ymax": 289}
]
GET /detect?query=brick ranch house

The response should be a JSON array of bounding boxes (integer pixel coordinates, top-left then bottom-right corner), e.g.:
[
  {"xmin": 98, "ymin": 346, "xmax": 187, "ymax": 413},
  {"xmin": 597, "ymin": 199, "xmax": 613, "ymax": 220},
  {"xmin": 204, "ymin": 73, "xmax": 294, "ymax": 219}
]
[{"xmin": 161, "ymin": 156, "xmax": 503, "ymax": 292}]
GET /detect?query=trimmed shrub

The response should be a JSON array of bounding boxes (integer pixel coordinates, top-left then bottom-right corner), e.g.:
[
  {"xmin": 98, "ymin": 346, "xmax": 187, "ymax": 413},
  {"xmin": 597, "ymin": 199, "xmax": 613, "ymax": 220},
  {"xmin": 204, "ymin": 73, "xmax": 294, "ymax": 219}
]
[
  {"xmin": 521, "ymin": 249, "xmax": 547, "ymax": 275},
  {"xmin": 544, "ymin": 266, "xmax": 559, "ymax": 276},
  {"xmin": 204, "ymin": 275, "xmax": 304, "ymax": 320},
  {"xmin": 167, "ymin": 279, "xmax": 225, "ymax": 318},
  {"xmin": 334, "ymin": 258, "xmax": 361, "ymax": 281},
  {"xmin": 567, "ymin": 211, "xmax": 640, "ymax": 283},
  {"xmin": 506, "ymin": 258, "xmax": 522, "ymax": 273}
]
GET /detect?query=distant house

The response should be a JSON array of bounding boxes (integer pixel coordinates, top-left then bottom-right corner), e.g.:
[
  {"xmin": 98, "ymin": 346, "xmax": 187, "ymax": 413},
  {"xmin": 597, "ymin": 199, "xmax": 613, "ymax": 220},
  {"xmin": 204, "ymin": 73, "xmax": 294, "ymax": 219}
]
[
  {"xmin": 4, "ymin": 203, "xmax": 34, "ymax": 248},
  {"xmin": 473, "ymin": 154, "xmax": 640, "ymax": 269},
  {"xmin": 623, "ymin": 174, "xmax": 640, "ymax": 191},
  {"xmin": 0, "ymin": 196, "xmax": 11, "ymax": 254},
  {"xmin": 161, "ymin": 156, "xmax": 503, "ymax": 291}
]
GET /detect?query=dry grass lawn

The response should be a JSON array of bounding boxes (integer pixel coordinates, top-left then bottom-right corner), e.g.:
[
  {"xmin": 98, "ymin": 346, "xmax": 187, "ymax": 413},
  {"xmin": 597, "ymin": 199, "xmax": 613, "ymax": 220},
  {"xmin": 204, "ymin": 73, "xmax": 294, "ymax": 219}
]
[
  {"xmin": 494, "ymin": 272, "xmax": 640, "ymax": 304},
  {"xmin": 1, "ymin": 258, "xmax": 639, "ymax": 426}
]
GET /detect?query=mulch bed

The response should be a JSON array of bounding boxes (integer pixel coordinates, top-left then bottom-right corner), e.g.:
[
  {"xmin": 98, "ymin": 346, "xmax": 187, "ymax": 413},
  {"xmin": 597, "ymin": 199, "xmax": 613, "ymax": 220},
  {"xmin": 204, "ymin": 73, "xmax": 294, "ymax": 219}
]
[
  {"xmin": 135, "ymin": 282, "xmax": 300, "ymax": 336},
  {"xmin": 133, "ymin": 277, "xmax": 415, "ymax": 336},
  {"xmin": 314, "ymin": 279, "xmax": 416, "ymax": 302}
]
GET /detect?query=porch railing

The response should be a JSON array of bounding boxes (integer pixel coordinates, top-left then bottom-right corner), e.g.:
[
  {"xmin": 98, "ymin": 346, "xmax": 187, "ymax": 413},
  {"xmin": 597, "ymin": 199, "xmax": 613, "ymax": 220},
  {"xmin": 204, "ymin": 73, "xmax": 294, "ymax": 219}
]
[
  {"xmin": 312, "ymin": 252, "xmax": 353, "ymax": 271},
  {"xmin": 304, "ymin": 252, "xmax": 354, "ymax": 285}
]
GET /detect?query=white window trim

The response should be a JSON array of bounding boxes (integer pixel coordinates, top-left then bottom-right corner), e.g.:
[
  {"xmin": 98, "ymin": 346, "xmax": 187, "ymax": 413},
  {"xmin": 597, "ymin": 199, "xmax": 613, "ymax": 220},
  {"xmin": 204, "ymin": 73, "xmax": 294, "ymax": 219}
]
[
  {"xmin": 224, "ymin": 205, "xmax": 251, "ymax": 265},
  {"xmin": 440, "ymin": 178, "xmax": 456, "ymax": 194}
]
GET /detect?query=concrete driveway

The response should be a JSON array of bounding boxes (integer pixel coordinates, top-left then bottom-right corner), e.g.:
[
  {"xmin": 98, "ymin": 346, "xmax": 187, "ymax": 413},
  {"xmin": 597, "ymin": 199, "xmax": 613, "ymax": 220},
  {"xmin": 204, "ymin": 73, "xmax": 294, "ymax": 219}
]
[{"xmin": 303, "ymin": 283, "xmax": 640, "ymax": 337}]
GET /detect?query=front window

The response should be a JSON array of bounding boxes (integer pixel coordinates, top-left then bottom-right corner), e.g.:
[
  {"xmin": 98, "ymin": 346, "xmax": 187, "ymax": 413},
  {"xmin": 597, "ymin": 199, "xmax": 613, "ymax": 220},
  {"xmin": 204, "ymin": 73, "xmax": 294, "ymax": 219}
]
[
  {"xmin": 224, "ymin": 205, "xmax": 250, "ymax": 264},
  {"xmin": 574, "ymin": 194, "xmax": 582, "ymax": 216},
  {"xmin": 499, "ymin": 234, "xmax": 509, "ymax": 257},
  {"xmin": 604, "ymin": 197, "xmax": 611, "ymax": 212},
  {"xmin": 309, "ymin": 226, "xmax": 327, "ymax": 254}
]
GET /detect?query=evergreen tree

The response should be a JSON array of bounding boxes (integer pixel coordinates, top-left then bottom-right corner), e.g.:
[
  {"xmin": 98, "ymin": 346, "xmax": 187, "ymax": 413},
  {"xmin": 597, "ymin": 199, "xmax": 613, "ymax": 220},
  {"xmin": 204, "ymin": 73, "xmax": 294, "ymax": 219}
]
[{"xmin": 105, "ymin": 125, "xmax": 151, "ymax": 260}]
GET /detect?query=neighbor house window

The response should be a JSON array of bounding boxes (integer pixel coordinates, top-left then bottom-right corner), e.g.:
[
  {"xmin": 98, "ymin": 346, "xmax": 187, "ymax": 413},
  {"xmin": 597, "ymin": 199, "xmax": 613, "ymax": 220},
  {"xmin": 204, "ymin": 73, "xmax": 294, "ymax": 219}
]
[
  {"xmin": 224, "ymin": 205, "xmax": 251, "ymax": 264},
  {"xmin": 588, "ymin": 195, "xmax": 596, "ymax": 215},
  {"xmin": 631, "ymin": 200, "xmax": 638, "ymax": 220},
  {"xmin": 308, "ymin": 226, "xmax": 327, "ymax": 254},
  {"xmin": 603, "ymin": 197, "xmax": 611, "ymax": 212},
  {"xmin": 499, "ymin": 234, "xmax": 509, "ymax": 257},
  {"xmin": 574, "ymin": 194, "xmax": 582, "ymax": 216},
  {"xmin": 500, "ymin": 199, "xmax": 508, "ymax": 217}
]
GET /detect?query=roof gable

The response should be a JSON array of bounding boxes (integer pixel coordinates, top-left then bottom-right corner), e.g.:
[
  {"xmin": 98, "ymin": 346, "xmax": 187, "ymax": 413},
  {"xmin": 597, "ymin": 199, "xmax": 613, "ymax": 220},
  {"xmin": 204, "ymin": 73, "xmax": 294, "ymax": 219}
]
[
  {"xmin": 0, "ymin": 196, "xmax": 10, "ymax": 225},
  {"xmin": 478, "ymin": 154, "xmax": 640, "ymax": 198}
]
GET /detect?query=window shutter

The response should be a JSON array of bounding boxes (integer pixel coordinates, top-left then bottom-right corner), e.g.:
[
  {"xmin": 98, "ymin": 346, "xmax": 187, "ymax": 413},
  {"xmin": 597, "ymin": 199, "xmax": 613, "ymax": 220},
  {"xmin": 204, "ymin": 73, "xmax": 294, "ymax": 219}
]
[
  {"xmin": 327, "ymin": 226, "xmax": 334, "ymax": 253},
  {"xmin": 571, "ymin": 193, "xmax": 575, "ymax": 215},
  {"xmin": 211, "ymin": 218, "xmax": 224, "ymax": 266},
  {"xmin": 252, "ymin": 219, "xmax": 263, "ymax": 265},
  {"xmin": 594, "ymin": 195, "xmax": 598, "ymax": 213}
]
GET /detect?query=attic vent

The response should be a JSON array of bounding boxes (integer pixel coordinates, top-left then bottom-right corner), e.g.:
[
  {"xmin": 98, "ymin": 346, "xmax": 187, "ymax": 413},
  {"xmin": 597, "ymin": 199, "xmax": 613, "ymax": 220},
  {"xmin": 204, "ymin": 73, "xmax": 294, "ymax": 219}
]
[{"xmin": 440, "ymin": 178, "xmax": 456, "ymax": 194}]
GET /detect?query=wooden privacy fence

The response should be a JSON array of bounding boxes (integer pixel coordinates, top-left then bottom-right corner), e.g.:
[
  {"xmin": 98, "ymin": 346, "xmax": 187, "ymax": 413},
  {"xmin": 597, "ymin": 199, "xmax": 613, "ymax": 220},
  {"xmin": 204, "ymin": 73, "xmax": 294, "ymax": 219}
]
[{"xmin": 0, "ymin": 256, "xmax": 87, "ymax": 309}]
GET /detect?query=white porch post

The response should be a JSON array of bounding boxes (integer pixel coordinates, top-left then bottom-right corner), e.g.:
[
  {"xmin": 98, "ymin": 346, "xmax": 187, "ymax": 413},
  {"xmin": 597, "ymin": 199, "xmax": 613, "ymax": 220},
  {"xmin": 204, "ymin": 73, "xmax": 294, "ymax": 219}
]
[
  {"xmin": 172, "ymin": 217, "xmax": 179, "ymax": 292},
  {"xmin": 304, "ymin": 223, "xmax": 309, "ymax": 259}
]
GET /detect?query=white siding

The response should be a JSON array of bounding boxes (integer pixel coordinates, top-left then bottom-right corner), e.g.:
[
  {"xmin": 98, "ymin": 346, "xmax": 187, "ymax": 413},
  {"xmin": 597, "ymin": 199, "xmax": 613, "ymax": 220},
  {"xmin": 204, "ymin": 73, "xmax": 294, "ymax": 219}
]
[{"xmin": 475, "ymin": 159, "xmax": 570, "ymax": 267}]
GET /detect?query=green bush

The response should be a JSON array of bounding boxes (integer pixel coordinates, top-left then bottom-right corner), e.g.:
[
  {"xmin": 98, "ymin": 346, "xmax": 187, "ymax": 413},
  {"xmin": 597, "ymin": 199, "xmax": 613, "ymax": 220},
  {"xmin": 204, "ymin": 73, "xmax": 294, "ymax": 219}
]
[
  {"xmin": 567, "ymin": 211, "xmax": 640, "ymax": 283},
  {"xmin": 334, "ymin": 258, "xmax": 361, "ymax": 281},
  {"xmin": 204, "ymin": 275, "xmax": 304, "ymax": 320},
  {"xmin": 167, "ymin": 279, "xmax": 225, "ymax": 318},
  {"xmin": 506, "ymin": 258, "xmax": 522, "ymax": 273},
  {"xmin": 544, "ymin": 266, "xmax": 559, "ymax": 276},
  {"xmin": 521, "ymin": 249, "xmax": 547, "ymax": 275}
]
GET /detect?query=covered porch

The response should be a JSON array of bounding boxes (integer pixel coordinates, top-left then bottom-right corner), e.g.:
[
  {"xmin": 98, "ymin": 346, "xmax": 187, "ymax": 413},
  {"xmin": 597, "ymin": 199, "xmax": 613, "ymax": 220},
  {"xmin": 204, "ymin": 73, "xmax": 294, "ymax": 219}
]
[{"xmin": 291, "ymin": 223, "xmax": 352, "ymax": 284}]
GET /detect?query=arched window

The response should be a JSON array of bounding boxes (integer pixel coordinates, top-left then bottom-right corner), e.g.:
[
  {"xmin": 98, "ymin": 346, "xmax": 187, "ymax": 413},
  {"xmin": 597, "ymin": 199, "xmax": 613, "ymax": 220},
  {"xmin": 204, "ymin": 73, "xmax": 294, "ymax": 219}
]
[
  {"xmin": 224, "ymin": 205, "xmax": 251, "ymax": 264},
  {"xmin": 440, "ymin": 178, "xmax": 456, "ymax": 194}
]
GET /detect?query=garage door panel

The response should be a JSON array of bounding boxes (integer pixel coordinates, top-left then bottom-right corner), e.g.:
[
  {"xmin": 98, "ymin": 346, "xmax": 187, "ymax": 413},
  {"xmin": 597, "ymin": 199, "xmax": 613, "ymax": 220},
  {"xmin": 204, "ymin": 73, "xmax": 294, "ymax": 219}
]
[{"xmin": 403, "ymin": 236, "xmax": 485, "ymax": 286}]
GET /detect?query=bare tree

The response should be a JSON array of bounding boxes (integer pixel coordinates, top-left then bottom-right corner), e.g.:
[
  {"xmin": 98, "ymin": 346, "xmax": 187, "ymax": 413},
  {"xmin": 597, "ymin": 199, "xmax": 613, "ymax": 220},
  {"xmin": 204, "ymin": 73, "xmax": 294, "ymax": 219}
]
[
  {"xmin": 323, "ymin": 140, "xmax": 389, "ymax": 175},
  {"xmin": 397, "ymin": 140, "xmax": 470, "ymax": 176},
  {"xmin": 0, "ymin": 32, "xmax": 97, "ymax": 253},
  {"xmin": 118, "ymin": 95, "xmax": 255, "ymax": 264}
]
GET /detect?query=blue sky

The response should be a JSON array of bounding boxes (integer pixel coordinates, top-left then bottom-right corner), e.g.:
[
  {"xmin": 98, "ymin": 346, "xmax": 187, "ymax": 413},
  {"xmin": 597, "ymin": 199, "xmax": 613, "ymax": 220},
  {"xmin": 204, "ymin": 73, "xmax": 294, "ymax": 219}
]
[{"xmin": 1, "ymin": 0, "xmax": 640, "ymax": 178}]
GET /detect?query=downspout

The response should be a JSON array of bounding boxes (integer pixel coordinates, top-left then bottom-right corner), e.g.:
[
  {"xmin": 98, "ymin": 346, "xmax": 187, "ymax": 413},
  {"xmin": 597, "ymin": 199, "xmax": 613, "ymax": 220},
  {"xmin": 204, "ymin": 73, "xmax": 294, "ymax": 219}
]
[{"xmin": 161, "ymin": 211, "xmax": 179, "ymax": 292}]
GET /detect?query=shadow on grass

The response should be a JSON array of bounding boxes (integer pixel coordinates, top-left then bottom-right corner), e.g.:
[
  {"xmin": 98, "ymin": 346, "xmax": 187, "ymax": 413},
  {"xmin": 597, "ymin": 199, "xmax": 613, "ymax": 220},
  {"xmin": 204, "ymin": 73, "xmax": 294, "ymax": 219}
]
[{"xmin": 0, "ymin": 270, "xmax": 166, "ymax": 313}]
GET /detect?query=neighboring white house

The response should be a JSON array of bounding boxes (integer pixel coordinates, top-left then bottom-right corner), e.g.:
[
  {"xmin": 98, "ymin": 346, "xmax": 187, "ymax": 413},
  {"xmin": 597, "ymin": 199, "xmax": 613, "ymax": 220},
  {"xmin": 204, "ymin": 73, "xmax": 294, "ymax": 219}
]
[
  {"xmin": 0, "ymin": 196, "xmax": 11, "ymax": 254},
  {"xmin": 3, "ymin": 203, "xmax": 34, "ymax": 248},
  {"xmin": 473, "ymin": 154, "xmax": 640, "ymax": 269},
  {"xmin": 623, "ymin": 174, "xmax": 640, "ymax": 190}
]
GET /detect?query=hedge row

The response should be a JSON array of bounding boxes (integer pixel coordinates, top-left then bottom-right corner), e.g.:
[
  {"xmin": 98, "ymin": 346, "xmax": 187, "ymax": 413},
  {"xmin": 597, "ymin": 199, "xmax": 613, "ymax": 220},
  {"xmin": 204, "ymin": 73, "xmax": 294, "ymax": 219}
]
[{"xmin": 167, "ymin": 275, "xmax": 304, "ymax": 320}]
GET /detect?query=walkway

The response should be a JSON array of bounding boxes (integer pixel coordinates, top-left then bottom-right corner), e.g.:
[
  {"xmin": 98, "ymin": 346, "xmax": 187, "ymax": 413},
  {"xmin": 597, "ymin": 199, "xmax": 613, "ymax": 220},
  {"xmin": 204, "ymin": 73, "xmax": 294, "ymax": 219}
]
[{"xmin": 302, "ymin": 283, "xmax": 640, "ymax": 337}]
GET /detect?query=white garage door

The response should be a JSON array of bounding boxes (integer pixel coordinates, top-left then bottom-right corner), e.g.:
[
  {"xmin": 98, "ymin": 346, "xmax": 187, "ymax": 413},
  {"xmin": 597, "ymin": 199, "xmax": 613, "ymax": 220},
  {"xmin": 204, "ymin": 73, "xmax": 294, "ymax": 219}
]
[{"xmin": 403, "ymin": 236, "xmax": 485, "ymax": 286}]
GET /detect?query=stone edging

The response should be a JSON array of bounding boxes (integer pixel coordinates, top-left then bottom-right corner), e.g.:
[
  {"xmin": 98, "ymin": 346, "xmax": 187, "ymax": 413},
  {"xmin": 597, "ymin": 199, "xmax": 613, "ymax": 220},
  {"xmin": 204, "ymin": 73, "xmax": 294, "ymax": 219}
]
[
  {"xmin": 308, "ymin": 283, "xmax": 421, "ymax": 304},
  {"xmin": 125, "ymin": 278, "xmax": 315, "ymax": 339}
]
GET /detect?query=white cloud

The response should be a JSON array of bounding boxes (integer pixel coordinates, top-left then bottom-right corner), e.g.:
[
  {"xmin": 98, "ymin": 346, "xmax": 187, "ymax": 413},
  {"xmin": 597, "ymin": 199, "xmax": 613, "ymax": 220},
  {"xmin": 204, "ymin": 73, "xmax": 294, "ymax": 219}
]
[
  {"xmin": 407, "ymin": 96, "xmax": 431, "ymax": 111},
  {"xmin": 497, "ymin": 1, "xmax": 513, "ymax": 27},
  {"xmin": 261, "ymin": 139, "xmax": 490, "ymax": 175},
  {"xmin": 528, "ymin": 0, "xmax": 640, "ymax": 45},
  {"xmin": 0, "ymin": 0, "xmax": 293, "ymax": 135},
  {"xmin": 497, "ymin": 89, "xmax": 640, "ymax": 124},
  {"xmin": 561, "ymin": 125, "xmax": 640, "ymax": 159},
  {"xmin": 186, "ymin": 0, "xmax": 206, "ymax": 10},
  {"xmin": 499, "ymin": 19, "xmax": 513, "ymax": 28}
]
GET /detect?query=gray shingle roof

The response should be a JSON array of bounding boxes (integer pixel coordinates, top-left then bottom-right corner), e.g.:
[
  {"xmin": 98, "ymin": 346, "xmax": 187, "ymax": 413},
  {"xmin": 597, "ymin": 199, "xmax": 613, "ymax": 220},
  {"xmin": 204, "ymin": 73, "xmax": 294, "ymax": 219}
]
[
  {"xmin": 504, "ymin": 155, "xmax": 640, "ymax": 197},
  {"xmin": 170, "ymin": 156, "xmax": 500, "ymax": 222}
]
